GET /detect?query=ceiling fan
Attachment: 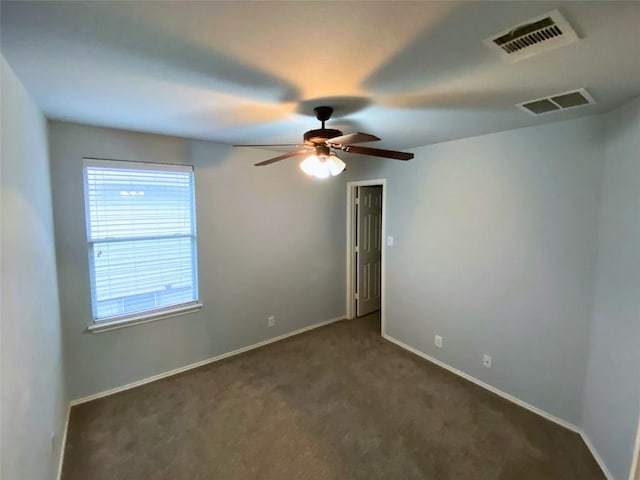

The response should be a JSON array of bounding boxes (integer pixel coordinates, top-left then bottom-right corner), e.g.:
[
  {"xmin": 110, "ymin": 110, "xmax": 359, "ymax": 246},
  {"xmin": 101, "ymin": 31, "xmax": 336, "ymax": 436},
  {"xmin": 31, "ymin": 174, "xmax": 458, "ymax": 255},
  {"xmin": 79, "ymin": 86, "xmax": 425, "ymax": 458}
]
[{"xmin": 234, "ymin": 106, "xmax": 414, "ymax": 178}]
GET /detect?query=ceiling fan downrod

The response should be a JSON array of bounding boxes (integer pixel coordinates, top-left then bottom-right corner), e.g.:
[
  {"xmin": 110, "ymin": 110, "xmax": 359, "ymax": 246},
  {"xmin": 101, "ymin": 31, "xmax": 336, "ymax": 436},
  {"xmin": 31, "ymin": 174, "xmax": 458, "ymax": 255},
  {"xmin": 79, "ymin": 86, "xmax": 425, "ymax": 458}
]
[{"xmin": 304, "ymin": 106, "xmax": 342, "ymax": 144}]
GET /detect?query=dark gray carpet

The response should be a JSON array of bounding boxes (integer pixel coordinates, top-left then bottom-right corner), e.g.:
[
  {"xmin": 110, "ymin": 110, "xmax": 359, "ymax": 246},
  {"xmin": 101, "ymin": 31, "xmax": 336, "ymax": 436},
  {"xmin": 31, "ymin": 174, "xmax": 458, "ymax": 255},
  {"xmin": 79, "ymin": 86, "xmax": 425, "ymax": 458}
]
[{"xmin": 61, "ymin": 313, "xmax": 604, "ymax": 479}]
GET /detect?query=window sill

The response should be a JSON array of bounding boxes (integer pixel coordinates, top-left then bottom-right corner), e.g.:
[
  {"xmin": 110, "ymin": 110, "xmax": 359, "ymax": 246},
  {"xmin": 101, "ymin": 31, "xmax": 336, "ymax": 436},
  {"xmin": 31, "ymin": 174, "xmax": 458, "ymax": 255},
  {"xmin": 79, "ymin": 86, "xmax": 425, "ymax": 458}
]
[{"xmin": 87, "ymin": 303, "xmax": 203, "ymax": 334}]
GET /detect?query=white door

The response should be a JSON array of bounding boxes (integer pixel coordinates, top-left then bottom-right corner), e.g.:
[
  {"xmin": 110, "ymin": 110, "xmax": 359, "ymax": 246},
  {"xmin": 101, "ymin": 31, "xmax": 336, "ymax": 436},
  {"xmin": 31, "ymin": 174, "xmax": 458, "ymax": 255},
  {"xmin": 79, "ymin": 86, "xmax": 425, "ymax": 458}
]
[{"xmin": 356, "ymin": 186, "xmax": 382, "ymax": 316}]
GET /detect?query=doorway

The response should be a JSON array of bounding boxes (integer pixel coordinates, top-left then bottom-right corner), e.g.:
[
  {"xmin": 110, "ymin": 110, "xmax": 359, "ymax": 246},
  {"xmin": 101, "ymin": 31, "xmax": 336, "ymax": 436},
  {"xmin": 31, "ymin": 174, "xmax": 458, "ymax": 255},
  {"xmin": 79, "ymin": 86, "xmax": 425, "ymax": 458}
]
[{"xmin": 346, "ymin": 179, "xmax": 386, "ymax": 334}]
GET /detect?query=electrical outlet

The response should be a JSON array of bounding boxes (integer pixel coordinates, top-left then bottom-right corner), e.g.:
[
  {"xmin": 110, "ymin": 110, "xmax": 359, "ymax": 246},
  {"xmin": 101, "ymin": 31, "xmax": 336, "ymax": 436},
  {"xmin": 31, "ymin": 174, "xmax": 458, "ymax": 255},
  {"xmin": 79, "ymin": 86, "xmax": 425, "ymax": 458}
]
[
  {"xmin": 483, "ymin": 354, "xmax": 492, "ymax": 368},
  {"xmin": 268, "ymin": 315, "xmax": 275, "ymax": 327},
  {"xmin": 434, "ymin": 335, "xmax": 443, "ymax": 348}
]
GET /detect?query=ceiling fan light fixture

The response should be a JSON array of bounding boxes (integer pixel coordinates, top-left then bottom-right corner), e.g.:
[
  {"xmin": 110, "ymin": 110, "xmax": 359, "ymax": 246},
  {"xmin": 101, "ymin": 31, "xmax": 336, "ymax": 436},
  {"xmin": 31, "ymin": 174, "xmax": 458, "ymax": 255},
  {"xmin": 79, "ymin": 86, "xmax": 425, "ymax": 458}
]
[
  {"xmin": 300, "ymin": 154, "xmax": 316, "ymax": 175},
  {"xmin": 326, "ymin": 153, "xmax": 346, "ymax": 176},
  {"xmin": 300, "ymin": 152, "xmax": 344, "ymax": 179},
  {"xmin": 301, "ymin": 155, "xmax": 330, "ymax": 178}
]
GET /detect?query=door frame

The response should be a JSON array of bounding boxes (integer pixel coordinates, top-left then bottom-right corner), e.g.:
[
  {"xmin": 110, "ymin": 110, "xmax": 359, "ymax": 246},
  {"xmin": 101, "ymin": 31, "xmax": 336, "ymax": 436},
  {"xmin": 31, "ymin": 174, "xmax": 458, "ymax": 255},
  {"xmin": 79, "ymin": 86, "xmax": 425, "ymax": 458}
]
[{"xmin": 346, "ymin": 179, "xmax": 386, "ymax": 334}]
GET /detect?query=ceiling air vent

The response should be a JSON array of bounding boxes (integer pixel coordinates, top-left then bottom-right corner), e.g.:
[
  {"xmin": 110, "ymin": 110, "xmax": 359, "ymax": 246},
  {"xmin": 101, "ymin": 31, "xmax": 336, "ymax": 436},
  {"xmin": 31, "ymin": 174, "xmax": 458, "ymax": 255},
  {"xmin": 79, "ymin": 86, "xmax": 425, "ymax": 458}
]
[
  {"xmin": 517, "ymin": 88, "xmax": 595, "ymax": 116},
  {"xmin": 484, "ymin": 9, "xmax": 579, "ymax": 62}
]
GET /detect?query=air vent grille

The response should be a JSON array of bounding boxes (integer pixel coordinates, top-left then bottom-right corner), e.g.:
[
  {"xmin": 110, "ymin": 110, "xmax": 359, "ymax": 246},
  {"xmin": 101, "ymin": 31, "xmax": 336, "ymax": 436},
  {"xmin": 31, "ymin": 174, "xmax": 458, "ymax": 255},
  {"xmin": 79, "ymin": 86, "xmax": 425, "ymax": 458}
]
[
  {"xmin": 517, "ymin": 89, "xmax": 595, "ymax": 116},
  {"xmin": 485, "ymin": 9, "xmax": 579, "ymax": 62},
  {"xmin": 520, "ymin": 99, "xmax": 560, "ymax": 115},
  {"xmin": 551, "ymin": 92, "xmax": 591, "ymax": 109}
]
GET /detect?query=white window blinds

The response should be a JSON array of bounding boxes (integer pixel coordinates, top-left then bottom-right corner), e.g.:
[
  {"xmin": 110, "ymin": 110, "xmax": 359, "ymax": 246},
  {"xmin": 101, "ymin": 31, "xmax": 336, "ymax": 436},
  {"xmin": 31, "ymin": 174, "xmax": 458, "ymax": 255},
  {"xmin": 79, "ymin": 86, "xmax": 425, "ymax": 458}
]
[{"xmin": 83, "ymin": 159, "xmax": 198, "ymax": 322}]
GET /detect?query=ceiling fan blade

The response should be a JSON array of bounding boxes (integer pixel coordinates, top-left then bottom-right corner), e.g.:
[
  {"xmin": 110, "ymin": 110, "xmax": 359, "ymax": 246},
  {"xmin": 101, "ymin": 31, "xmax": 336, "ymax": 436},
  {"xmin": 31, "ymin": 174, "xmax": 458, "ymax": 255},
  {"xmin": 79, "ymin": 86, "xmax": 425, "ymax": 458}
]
[
  {"xmin": 254, "ymin": 148, "xmax": 310, "ymax": 166},
  {"xmin": 338, "ymin": 145, "xmax": 414, "ymax": 161},
  {"xmin": 235, "ymin": 143, "xmax": 301, "ymax": 147},
  {"xmin": 327, "ymin": 132, "xmax": 380, "ymax": 146}
]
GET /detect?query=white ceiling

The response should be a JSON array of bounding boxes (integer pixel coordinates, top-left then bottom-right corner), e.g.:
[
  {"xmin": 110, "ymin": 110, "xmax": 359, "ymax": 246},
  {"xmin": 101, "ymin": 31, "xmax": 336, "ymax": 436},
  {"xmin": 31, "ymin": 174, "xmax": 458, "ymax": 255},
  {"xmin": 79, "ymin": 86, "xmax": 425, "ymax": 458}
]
[{"xmin": 2, "ymin": 1, "xmax": 639, "ymax": 150}]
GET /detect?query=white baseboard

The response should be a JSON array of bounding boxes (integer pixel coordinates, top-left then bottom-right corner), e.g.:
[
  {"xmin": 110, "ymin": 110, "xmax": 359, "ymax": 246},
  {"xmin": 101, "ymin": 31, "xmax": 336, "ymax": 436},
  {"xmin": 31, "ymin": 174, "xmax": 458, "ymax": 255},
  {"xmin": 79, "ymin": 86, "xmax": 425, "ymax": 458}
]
[
  {"xmin": 56, "ymin": 404, "xmax": 70, "ymax": 480},
  {"xmin": 580, "ymin": 431, "xmax": 616, "ymax": 480},
  {"xmin": 630, "ymin": 415, "xmax": 640, "ymax": 480},
  {"xmin": 69, "ymin": 315, "xmax": 344, "ymax": 407},
  {"xmin": 60, "ymin": 318, "xmax": 614, "ymax": 480},
  {"xmin": 382, "ymin": 333, "xmax": 618, "ymax": 479},
  {"xmin": 382, "ymin": 333, "xmax": 579, "ymax": 432}
]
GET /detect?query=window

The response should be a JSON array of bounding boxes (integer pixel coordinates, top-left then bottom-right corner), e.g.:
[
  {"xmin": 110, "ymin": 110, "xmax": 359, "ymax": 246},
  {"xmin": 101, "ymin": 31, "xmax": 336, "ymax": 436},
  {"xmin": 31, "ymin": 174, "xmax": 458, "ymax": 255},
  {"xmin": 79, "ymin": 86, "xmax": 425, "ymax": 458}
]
[{"xmin": 83, "ymin": 159, "xmax": 200, "ymax": 330}]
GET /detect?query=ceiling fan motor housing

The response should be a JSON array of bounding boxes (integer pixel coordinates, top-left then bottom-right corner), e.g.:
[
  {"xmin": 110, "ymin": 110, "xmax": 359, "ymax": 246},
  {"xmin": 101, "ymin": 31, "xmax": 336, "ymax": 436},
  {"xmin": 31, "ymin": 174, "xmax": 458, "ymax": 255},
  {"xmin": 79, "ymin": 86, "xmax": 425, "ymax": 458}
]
[{"xmin": 304, "ymin": 128, "xmax": 343, "ymax": 145}]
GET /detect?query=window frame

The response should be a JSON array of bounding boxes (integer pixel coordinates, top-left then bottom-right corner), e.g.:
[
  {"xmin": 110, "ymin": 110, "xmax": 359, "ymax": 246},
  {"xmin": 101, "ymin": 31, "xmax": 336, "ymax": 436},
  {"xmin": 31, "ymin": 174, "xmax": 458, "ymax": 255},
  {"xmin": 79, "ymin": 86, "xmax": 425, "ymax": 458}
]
[{"xmin": 82, "ymin": 158, "xmax": 202, "ymax": 333}]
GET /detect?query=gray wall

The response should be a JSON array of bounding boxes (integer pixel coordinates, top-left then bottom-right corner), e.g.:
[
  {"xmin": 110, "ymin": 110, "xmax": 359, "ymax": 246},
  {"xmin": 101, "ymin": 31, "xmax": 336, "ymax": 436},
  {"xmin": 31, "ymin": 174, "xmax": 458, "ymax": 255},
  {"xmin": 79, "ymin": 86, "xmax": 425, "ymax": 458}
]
[
  {"xmin": 30, "ymin": 86, "xmax": 640, "ymax": 477},
  {"xmin": 1, "ymin": 58, "xmax": 67, "ymax": 480},
  {"xmin": 344, "ymin": 115, "xmax": 604, "ymax": 425},
  {"xmin": 581, "ymin": 97, "xmax": 640, "ymax": 480},
  {"xmin": 48, "ymin": 122, "xmax": 346, "ymax": 400}
]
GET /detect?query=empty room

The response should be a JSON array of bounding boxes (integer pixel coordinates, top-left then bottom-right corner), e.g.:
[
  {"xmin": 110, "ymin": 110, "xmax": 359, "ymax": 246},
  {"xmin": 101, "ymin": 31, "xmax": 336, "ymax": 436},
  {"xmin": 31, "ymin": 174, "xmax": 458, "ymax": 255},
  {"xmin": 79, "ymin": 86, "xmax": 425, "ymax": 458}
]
[{"xmin": 1, "ymin": 1, "xmax": 639, "ymax": 479}]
